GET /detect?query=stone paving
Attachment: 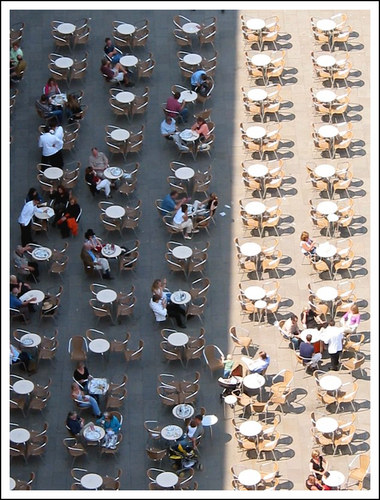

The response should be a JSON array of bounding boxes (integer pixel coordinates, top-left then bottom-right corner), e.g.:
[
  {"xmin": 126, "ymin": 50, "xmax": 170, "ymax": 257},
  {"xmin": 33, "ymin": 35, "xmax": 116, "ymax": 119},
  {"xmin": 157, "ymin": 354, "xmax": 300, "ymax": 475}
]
[{"xmin": 6, "ymin": 5, "xmax": 374, "ymax": 495}]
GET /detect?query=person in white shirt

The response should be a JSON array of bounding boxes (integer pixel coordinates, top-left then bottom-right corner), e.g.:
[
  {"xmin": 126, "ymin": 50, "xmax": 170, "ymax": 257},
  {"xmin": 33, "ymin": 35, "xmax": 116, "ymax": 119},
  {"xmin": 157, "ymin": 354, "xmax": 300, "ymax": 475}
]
[
  {"xmin": 173, "ymin": 204, "xmax": 198, "ymax": 240},
  {"xmin": 241, "ymin": 351, "xmax": 270, "ymax": 374},
  {"xmin": 160, "ymin": 115, "xmax": 189, "ymax": 151},
  {"xmin": 17, "ymin": 197, "xmax": 46, "ymax": 246},
  {"xmin": 149, "ymin": 294, "xmax": 186, "ymax": 328},
  {"xmin": 320, "ymin": 320, "xmax": 345, "ymax": 371},
  {"xmin": 38, "ymin": 124, "xmax": 64, "ymax": 167}
]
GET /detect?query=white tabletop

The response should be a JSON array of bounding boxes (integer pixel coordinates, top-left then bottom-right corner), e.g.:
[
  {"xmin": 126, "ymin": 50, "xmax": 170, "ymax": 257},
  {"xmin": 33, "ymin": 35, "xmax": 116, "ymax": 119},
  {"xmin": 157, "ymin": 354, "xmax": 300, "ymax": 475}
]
[
  {"xmin": 240, "ymin": 242, "xmax": 262, "ymax": 257},
  {"xmin": 44, "ymin": 167, "xmax": 63, "ymax": 180},
  {"xmin": 161, "ymin": 424, "xmax": 183, "ymax": 440},
  {"xmin": 115, "ymin": 91, "xmax": 135, "ymax": 104},
  {"xmin": 104, "ymin": 167, "xmax": 124, "ymax": 180},
  {"xmin": 320, "ymin": 375, "xmax": 342, "ymax": 392},
  {"xmin": 255, "ymin": 299, "xmax": 267, "ymax": 309},
  {"xmin": 168, "ymin": 332, "xmax": 189, "ymax": 347},
  {"xmin": 55, "ymin": 57, "xmax": 74, "ymax": 69},
  {"xmin": 247, "ymin": 89, "xmax": 268, "ymax": 102},
  {"xmin": 34, "ymin": 207, "xmax": 55, "ymax": 220},
  {"xmin": 238, "ymin": 469, "xmax": 262, "ymax": 487},
  {"xmin": 317, "ymin": 201, "xmax": 338, "ymax": 215},
  {"xmin": 203, "ymin": 414, "xmax": 218, "ymax": 427},
  {"xmin": 89, "ymin": 338, "xmax": 110, "ymax": 354},
  {"xmin": 300, "ymin": 328, "xmax": 321, "ymax": 343},
  {"xmin": 316, "ymin": 90, "xmax": 337, "ymax": 103},
  {"xmin": 10, "ymin": 478, "xmax": 16, "ymax": 490},
  {"xmin": 316, "ymin": 417, "xmax": 339, "ymax": 434},
  {"xmin": 172, "ymin": 404, "xmax": 195, "ymax": 419},
  {"xmin": 116, "ymin": 23, "xmax": 136, "ymax": 35},
  {"xmin": 10, "ymin": 428, "xmax": 30, "ymax": 443},
  {"xmin": 251, "ymin": 54, "xmax": 271, "ymax": 67},
  {"xmin": 179, "ymin": 90, "xmax": 198, "ymax": 103},
  {"xmin": 101, "ymin": 244, "xmax": 122, "ymax": 258},
  {"xmin": 183, "ymin": 53, "xmax": 202, "ymax": 65},
  {"xmin": 12, "ymin": 379, "xmax": 35, "ymax": 395},
  {"xmin": 156, "ymin": 472, "xmax": 178, "ymax": 488},
  {"xmin": 244, "ymin": 286, "xmax": 266, "ymax": 300},
  {"xmin": 110, "ymin": 128, "xmax": 130, "ymax": 141},
  {"xmin": 50, "ymin": 93, "xmax": 67, "ymax": 106},
  {"xmin": 170, "ymin": 290, "xmax": 192, "ymax": 305},
  {"xmin": 246, "ymin": 125, "xmax": 267, "ymax": 139},
  {"xmin": 96, "ymin": 289, "xmax": 117, "ymax": 303},
  {"xmin": 243, "ymin": 373, "xmax": 266, "ymax": 389},
  {"xmin": 318, "ymin": 125, "xmax": 339, "ymax": 138},
  {"xmin": 31, "ymin": 247, "xmax": 52, "ymax": 261},
  {"xmin": 19, "ymin": 290, "xmax": 45, "ymax": 304},
  {"xmin": 247, "ymin": 164, "xmax": 268, "ymax": 178},
  {"xmin": 315, "ymin": 164, "xmax": 336, "ymax": 178},
  {"xmin": 247, "ymin": 18, "xmax": 266, "ymax": 30},
  {"xmin": 179, "ymin": 129, "xmax": 199, "ymax": 142},
  {"xmin": 316, "ymin": 286, "xmax": 338, "ymax": 301},
  {"xmin": 120, "ymin": 55, "xmax": 138, "ymax": 67},
  {"xmin": 88, "ymin": 378, "xmax": 109, "ymax": 395},
  {"xmin": 239, "ymin": 420, "xmax": 263, "ymax": 437},
  {"xmin": 172, "ymin": 245, "xmax": 193, "ymax": 259},
  {"xmin": 20, "ymin": 333, "xmax": 41, "ymax": 348},
  {"xmin": 328, "ymin": 213, "xmax": 339, "ymax": 222},
  {"xmin": 323, "ymin": 470, "xmax": 345, "ymax": 488},
  {"xmin": 182, "ymin": 22, "xmax": 201, "ymax": 34},
  {"xmin": 105, "ymin": 205, "xmax": 125, "ymax": 219},
  {"xmin": 175, "ymin": 166, "xmax": 195, "ymax": 180},
  {"xmin": 316, "ymin": 55, "xmax": 336, "ymax": 68},
  {"xmin": 244, "ymin": 201, "xmax": 266, "ymax": 215},
  {"xmin": 81, "ymin": 473, "xmax": 103, "ymax": 490},
  {"xmin": 83, "ymin": 425, "xmax": 105, "ymax": 441},
  {"xmin": 57, "ymin": 22, "xmax": 76, "ymax": 34},
  {"xmin": 317, "ymin": 19, "xmax": 337, "ymax": 31}
]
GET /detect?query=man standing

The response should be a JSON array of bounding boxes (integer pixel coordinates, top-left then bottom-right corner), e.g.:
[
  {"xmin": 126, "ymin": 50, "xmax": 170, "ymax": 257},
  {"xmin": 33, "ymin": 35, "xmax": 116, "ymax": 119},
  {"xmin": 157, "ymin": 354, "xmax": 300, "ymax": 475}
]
[
  {"xmin": 299, "ymin": 334, "xmax": 322, "ymax": 370},
  {"xmin": 88, "ymin": 147, "xmax": 109, "ymax": 178},
  {"xmin": 38, "ymin": 124, "xmax": 64, "ymax": 167},
  {"xmin": 17, "ymin": 196, "xmax": 46, "ymax": 246},
  {"xmin": 320, "ymin": 320, "xmax": 345, "ymax": 371}
]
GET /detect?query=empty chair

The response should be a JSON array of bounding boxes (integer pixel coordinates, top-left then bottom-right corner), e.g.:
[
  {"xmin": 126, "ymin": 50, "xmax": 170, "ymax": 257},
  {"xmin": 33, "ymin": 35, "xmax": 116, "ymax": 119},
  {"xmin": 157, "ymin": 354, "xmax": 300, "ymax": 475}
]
[
  {"xmin": 68, "ymin": 336, "xmax": 88, "ymax": 361},
  {"xmin": 229, "ymin": 326, "xmax": 253, "ymax": 355},
  {"xmin": 203, "ymin": 344, "xmax": 224, "ymax": 374},
  {"xmin": 346, "ymin": 454, "xmax": 370, "ymax": 490},
  {"xmin": 124, "ymin": 339, "xmax": 144, "ymax": 361}
]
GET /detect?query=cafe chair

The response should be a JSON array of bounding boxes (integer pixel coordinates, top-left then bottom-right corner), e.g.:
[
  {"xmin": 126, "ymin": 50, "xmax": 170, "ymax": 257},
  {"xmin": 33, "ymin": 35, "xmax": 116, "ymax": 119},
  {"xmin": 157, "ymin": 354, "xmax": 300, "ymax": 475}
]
[
  {"xmin": 157, "ymin": 386, "xmax": 180, "ymax": 406},
  {"xmin": 346, "ymin": 454, "xmax": 370, "ymax": 490},
  {"xmin": 136, "ymin": 58, "xmax": 156, "ymax": 80},
  {"xmin": 10, "ymin": 392, "xmax": 27, "ymax": 417},
  {"xmin": 38, "ymin": 339, "xmax": 59, "ymax": 364},
  {"xmin": 229, "ymin": 326, "xmax": 253, "ymax": 356},
  {"xmin": 160, "ymin": 341, "xmax": 185, "ymax": 367},
  {"xmin": 235, "ymin": 431, "xmax": 258, "ymax": 458},
  {"xmin": 173, "ymin": 28, "xmax": 192, "ymax": 48},
  {"xmin": 100, "ymin": 213, "xmax": 123, "ymax": 238},
  {"xmin": 186, "ymin": 297, "xmax": 207, "ymax": 324},
  {"xmin": 10, "ymin": 21, "xmax": 25, "ymax": 44},
  {"xmin": 203, "ymin": 344, "xmax": 224, "ymax": 375},
  {"xmin": 29, "ymin": 422, "xmax": 49, "ymax": 444},
  {"xmin": 89, "ymin": 299, "xmax": 113, "ymax": 324},
  {"xmin": 146, "ymin": 447, "xmax": 167, "ymax": 465},
  {"xmin": 256, "ymin": 431, "xmax": 281, "ymax": 461},
  {"xmin": 339, "ymin": 352, "xmax": 366, "ymax": 379},
  {"xmin": 117, "ymin": 284, "xmax": 136, "ymax": 304},
  {"xmin": 110, "ymin": 331, "xmax": 131, "ymax": 353},
  {"xmin": 115, "ymin": 296, "xmax": 136, "ymax": 324},
  {"xmin": 184, "ymin": 338, "xmax": 205, "ymax": 367},
  {"xmin": 68, "ymin": 336, "xmax": 88, "ymax": 361},
  {"xmin": 32, "ymin": 379, "xmax": 52, "ymax": 399},
  {"xmin": 71, "ymin": 468, "xmax": 88, "ymax": 482},
  {"xmin": 14, "ymin": 471, "xmax": 36, "ymax": 490},
  {"xmin": 102, "ymin": 469, "xmax": 123, "ymax": 489},
  {"xmin": 26, "ymin": 435, "xmax": 48, "ymax": 463},
  {"xmin": 144, "ymin": 420, "xmax": 163, "ymax": 440},
  {"xmin": 105, "ymin": 389, "xmax": 127, "ymax": 410},
  {"xmin": 109, "ymin": 374, "xmax": 128, "ymax": 395},
  {"xmin": 123, "ymin": 339, "xmax": 144, "ymax": 362},
  {"xmin": 63, "ymin": 438, "xmax": 87, "ymax": 466},
  {"xmin": 100, "ymin": 432, "xmax": 123, "ymax": 457},
  {"xmin": 28, "ymin": 392, "xmax": 51, "ymax": 415},
  {"xmin": 343, "ymin": 333, "xmax": 365, "ymax": 353},
  {"xmin": 190, "ymin": 277, "xmax": 210, "ymax": 300}
]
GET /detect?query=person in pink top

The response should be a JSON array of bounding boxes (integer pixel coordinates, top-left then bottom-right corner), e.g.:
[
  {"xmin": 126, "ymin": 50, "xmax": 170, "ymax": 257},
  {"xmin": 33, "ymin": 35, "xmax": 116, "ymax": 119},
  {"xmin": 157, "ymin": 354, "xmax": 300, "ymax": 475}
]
[
  {"xmin": 340, "ymin": 304, "xmax": 360, "ymax": 333},
  {"xmin": 166, "ymin": 92, "xmax": 189, "ymax": 123},
  {"xmin": 191, "ymin": 116, "xmax": 210, "ymax": 141}
]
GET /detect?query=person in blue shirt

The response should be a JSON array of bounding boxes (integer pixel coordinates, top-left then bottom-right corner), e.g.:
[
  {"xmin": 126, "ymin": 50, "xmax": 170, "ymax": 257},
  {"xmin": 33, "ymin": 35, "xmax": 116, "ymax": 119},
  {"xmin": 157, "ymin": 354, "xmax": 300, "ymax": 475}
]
[
  {"xmin": 190, "ymin": 70, "xmax": 207, "ymax": 91},
  {"xmin": 104, "ymin": 37, "xmax": 121, "ymax": 65},
  {"xmin": 299, "ymin": 334, "xmax": 322, "ymax": 369},
  {"xmin": 97, "ymin": 412, "xmax": 121, "ymax": 434},
  {"xmin": 241, "ymin": 351, "xmax": 270, "ymax": 375},
  {"xmin": 161, "ymin": 191, "xmax": 187, "ymax": 213},
  {"xmin": 10, "ymin": 287, "xmax": 36, "ymax": 320}
]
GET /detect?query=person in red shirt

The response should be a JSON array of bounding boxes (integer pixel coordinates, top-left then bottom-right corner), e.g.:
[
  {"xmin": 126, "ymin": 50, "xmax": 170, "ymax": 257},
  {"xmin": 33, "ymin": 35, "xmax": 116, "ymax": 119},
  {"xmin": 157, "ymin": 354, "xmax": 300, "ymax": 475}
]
[{"xmin": 165, "ymin": 92, "xmax": 188, "ymax": 123}]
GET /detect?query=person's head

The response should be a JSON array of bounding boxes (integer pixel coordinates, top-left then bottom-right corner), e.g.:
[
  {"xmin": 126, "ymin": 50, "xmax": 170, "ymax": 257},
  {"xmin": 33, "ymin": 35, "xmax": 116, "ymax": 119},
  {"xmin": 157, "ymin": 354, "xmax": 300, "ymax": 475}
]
[
  {"xmin": 91, "ymin": 147, "xmax": 99, "ymax": 157},
  {"xmin": 67, "ymin": 411, "xmax": 78, "ymax": 420},
  {"xmin": 196, "ymin": 116, "xmax": 206, "ymax": 125},
  {"xmin": 200, "ymin": 73, "xmax": 207, "ymax": 82},
  {"xmin": 306, "ymin": 334, "xmax": 312, "ymax": 342},
  {"xmin": 307, "ymin": 475, "xmax": 317, "ymax": 484},
  {"xmin": 351, "ymin": 304, "xmax": 359, "ymax": 314},
  {"xmin": 12, "ymin": 41, "xmax": 20, "ymax": 50},
  {"xmin": 311, "ymin": 450, "xmax": 321, "ymax": 459},
  {"xmin": 27, "ymin": 187, "xmax": 38, "ymax": 199},
  {"xmin": 105, "ymin": 37, "xmax": 112, "ymax": 46},
  {"xmin": 103, "ymin": 412, "xmax": 111, "ymax": 421},
  {"xmin": 290, "ymin": 315, "xmax": 298, "ymax": 324},
  {"xmin": 76, "ymin": 361, "xmax": 85, "ymax": 370},
  {"xmin": 151, "ymin": 279, "xmax": 162, "ymax": 291},
  {"xmin": 170, "ymin": 190, "xmax": 179, "ymax": 200},
  {"xmin": 32, "ymin": 196, "xmax": 40, "ymax": 205},
  {"xmin": 101, "ymin": 57, "xmax": 109, "ymax": 67},
  {"xmin": 69, "ymin": 196, "xmax": 78, "ymax": 205},
  {"xmin": 209, "ymin": 193, "xmax": 218, "ymax": 201},
  {"xmin": 328, "ymin": 319, "xmax": 335, "ymax": 327},
  {"xmin": 40, "ymin": 94, "xmax": 48, "ymax": 103},
  {"xmin": 85, "ymin": 166, "xmax": 94, "ymax": 175},
  {"xmin": 57, "ymin": 185, "xmax": 66, "ymax": 196},
  {"xmin": 152, "ymin": 294, "xmax": 161, "ymax": 303},
  {"xmin": 259, "ymin": 351, "xmax": 267, "ymax": 360},
  {"xmin": 181, "ymin": 204, "xmax": 188, "ymax": 213},
  {"xmin": 11, "ymin": 286, "xmax": 19, "ymax": 296},
  {"xmin": 173, "ymin": 92, "xmax": 180, "ymax": 100},
  {"xmin": 85, "ymin": 229, "xmax": 95, "ymax": 239},
  {"xmin": 16, "ymin": 244, "xmax": 24, "ymax": 255},
  {"xmin": 10, "ymin": 275, "xmax": 18, "ymax": 284},
  {"xmin": 226, "ymin": 354, "xmax": 232, "ymax": 361},
  {"xmin": 71, "ymin": 382, "xmax": 80, "ymax": 391},
  {"xmin": 165, "ymin": 114, "xmax": 173, "ymax": 124},
  {"xmin": 194, "ymin": 415, "xmax": 203, "ymax": 425},
  {"xmin": 47, "ymin": 77, "xmax": 57, "ymax": 87},
  {"xmin": 48, "ymin": 117, "xmax": 59, "ymax": 130},
  {"xmin": 300, "ymin": 231, "xmax": 310, "ymax": 241},
  {"xmin": 16, "ymin": 54, "xmax": 23, "ymax": 62}
]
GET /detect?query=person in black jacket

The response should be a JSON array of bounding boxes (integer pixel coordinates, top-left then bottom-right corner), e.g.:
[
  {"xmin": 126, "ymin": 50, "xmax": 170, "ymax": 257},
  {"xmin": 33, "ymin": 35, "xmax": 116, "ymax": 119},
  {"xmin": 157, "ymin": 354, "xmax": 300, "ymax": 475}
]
[{"xmin": 66, "ymin": 411, "xmax": 84, "ymax": 435}]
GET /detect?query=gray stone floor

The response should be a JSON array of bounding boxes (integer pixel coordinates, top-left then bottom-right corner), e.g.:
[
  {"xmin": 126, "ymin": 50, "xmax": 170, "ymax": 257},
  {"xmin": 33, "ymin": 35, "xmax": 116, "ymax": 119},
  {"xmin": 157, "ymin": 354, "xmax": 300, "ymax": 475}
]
[{"xmin": 6, "ymin": 6, "xmax": 374, "ymax": 495}]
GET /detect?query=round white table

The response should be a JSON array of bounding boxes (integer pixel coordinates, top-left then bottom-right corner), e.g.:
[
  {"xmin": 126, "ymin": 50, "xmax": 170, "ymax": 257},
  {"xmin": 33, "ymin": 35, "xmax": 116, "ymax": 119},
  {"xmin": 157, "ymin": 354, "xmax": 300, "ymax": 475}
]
[
  {"xmin": 300, "ymin": 328, "xmax": 320, "ymax": 343},
  {"xmin": 120, "ymin": 55, "xmax": 138, "ymax": 67},
  {"xmin": 247, "ymin": 164, "xmax": 268, "ymax": 178},
  {"xmin": 240, "ymin": 242, "xmax": 262, "ymax": 257},
  {"xmin": 116, "ymin": 23, "xmax": 135, "ymax": 35},
  {"xmin": 20, "ymin": 333, "xmax": 41, "ymax": 348},
  {"xmin": 168, "ymin": 332, "xmax": 189, "ymax": 347},
  {"xmin": 83, "ymin": 425, "xmax": 105, "ymax": 442},
  {"xmin": 316, "ymin": 90, "xmax": 337, "ymax": 103},
  {"xmin": 172, "ymin": 404, "xmax": 195, "ymax": 419},
  {"xmin": 34, "ymin": 207, "xmax": 54, "ymax": 220},
  {"xmin": 179, "ymin": 90, "xmax": 198, "ymax": 103},
  {"xmin": 316, "ymin": 55, "xmax": 336, "ymax": 68},
  {"xmin": 19, "ymin": 290, "xmax": 45, "ymax": 304},
  {"xmin": 89, "ymin": 338, "xmax": 110, "ymax": 354},
  {"xmin": 315, "ymin": 164, "xmax": 336, "ymax": 178},
  {"xmin": 243, "ymin": 373, "xmax": 266, "ymax": 390},
  {"xmin": 10, "ymin": 428, "xmax": 30, "ymax": 444},
  {"xmin": 110, "ymin": 128, "xmax": 130, "ymax": 141},
  {"xmin": 239, "ymin": 420, "xmax": 262, "ymax": 438},
  {"xmin": 172, "ymin": 246, "xmax": 193, "ymax": 259},
  {"xmin": 247, "ymin": 89, "xmax": 268, "ymax": 102},
  {"xmin": 81, "ymin": 473, "xmax": 103, "ymax": 490},
  {"xmin": 55, "ymin": 57, "xmax": 74, "ymax": 69},
  {"xmin": 57, "ymin": 23, "xmax": 76, "ymax": 34},
  {"xmin": 316, "ymin": 242, "xmax": 337, "ymax": 258},
  {"xmin": 170, "ymin": 290, "xmax": 191, "ymax": 305},
  {"xmin": 255, "ymin": 300, "xmax": 267, "ymax": 319},
  {"xmin": 179, "ymin": 130, "xmax": 199, "ymax": 143},
  {"xmin": 316, "ymin": 416, "xmax": 339, "ymax": 434},
  {"xmin": 182, "ymin": 22, "xmax": 201, "ymax": 34},
  {"xmin": 244, "ymin": 286, "xmax": 266, "ymax": 300},
  {"xmin": 246, "ymin": 125, "xmax": 267, "ymax": 140},
  {"xmin": 101, "ymin": 244, "xmax": 122, "ymax": 258},
  {"xmin": 87, "ymin": 378, "xmax": 109, "ymax": 395},
  {"xmin": 44, "ymin": 167, "xmax": 63, "ymax": 180},
  {"xmin": 244, "ymin": 201, "xmax": 266, "ymax": 216},
  {"xmin": 316, "ymin": 286, "xmax": 338, "ymax": 302},
  {"xmin": 10, "ymin": 478, "xmax": 16, "ymax": 490},
  {"xmin": 96, "ymin": 289, "xmax": 117, "ymax": 303},
  {"xmin": 105, "ymin": 205, "xmax": 125, "ymax": 219},
  {"xmin": 183, "ymin": 53, "xmax": 202, "ymax": 65},
  {"xmin": 156, "ymin": 472, "xmax": 178, "ymax": 488},
  {"xmin": 224, "ymin": 394, "xmax": 237, "ymax": 406},
  {"xmin": 318, "ymin": 125, "xmax": 339, "ymax": 139},
  {"xmin": 50, "ymin": 93, "xmax": 67, "ymax": 107},
  {"xmin": 161, "ymin": 424, "xmax": 183, "ymax": 440},
  {"xmin": 238, "ymin": 469, "xmax": 262, "ymax": 488},
  {"xmin": 323, "ymin": 470, "xmax": 345, "ymax": 488},
  {"xmin": 12, "ymin": 379, "xmax": 35, "ymax": 395},
  {"xmin": 174, "ymin": 166, "xmax": 195, "ymax": 180},
  {"xmin": 115, "ymin": 91, "xmax": 135, "ymax": 104},
  {"xmin": 317, "ymin": 201, "xmax": 338, "ymax": 215},
  {"xmin": 247, "ymin": 18, "xmax": 266, "ymax": 30},
  {"xmin": 251, "ymin": 54, "xmax": 271, "ymax": 67},
  {"xmin": 104, "ymin": 167, "xmax": 124, "ymax": 180},
  {"xmin": 316, "ymin": 19, "xmax": 337, "ymax": 32},
  {"xmin": 319, "ymin": 375, "xmax": 342, "ymax": 392}
]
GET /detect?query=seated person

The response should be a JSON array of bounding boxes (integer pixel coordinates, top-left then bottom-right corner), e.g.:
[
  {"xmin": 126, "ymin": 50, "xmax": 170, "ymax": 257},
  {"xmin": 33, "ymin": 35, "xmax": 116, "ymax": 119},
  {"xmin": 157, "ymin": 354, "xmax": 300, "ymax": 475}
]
[
  {"xmin": 85, "ymin": 166, "xmax": 112, "ymax": 198},
  {"xmin": 299, "ymin": 334, "xmax": 322, "ymax": 369},
  {"xmin": 35, "ymin": 94, "xmax": 63, "ymax": 124},
  {"xmin": 340, "ymin": 304, "xmax": 360, "ymax": 334},
  {"xmin": 10, "ymin": 287, "xmax": 36, "ymax": 320},
  {"xmin": 71, "ymin": 382, "xmax": 102, "ymax": 418},
  {"xmin": 100, "ymin": 58, "xmax": 134, "ymax": 87},
  {"xmin": 44, "ymin": 77, "xmax": 61, "ymax": 99},
  {"xmin": 49, "ymin": 184, "xmax": 70, "ymax": 226},
  {"xmin": 73, "ymin": 360, "xmax": 91, "ymax": 391},
  {"xmin": 173, "ymin": 204, "xmax": 198, "ymax": 240},
  {"xmin": 166, "ymin": 92, "xmax": 188, "ymax": 122},
  {"xmin": 96, "ymin": 412, "xmax": 121, "ymax": 434},
  {"xmin": 10, "ymin": 53, "xmax": 26, "ymax": 80},
  {"xmin": 66, "ymin": 411, "xmax": 84, "ymax": 435},
  {"xmin": 65, "ymin": 93, "xmax": 82, "ymax": 122},
  {"xmin": 300, "ymin": 305, "xmax": 325, "ymax": 330},
  {"xmin": 241, "ymin": 351, "xmax": 270, "ymax": 374},
  {"xmin": 10, "ymin": 274, "xmax": 31, "ymax": 296},
  {"xmin": 309, "ymin": 450, "xmax": 329, "ymax": 481},
  {"xmin": 192, "ymin": 193, "xmax": 218, "ymax": 220},
  {"xmin": 151, "ymin": 278, "xmax": 171, "ymax": 302},
  {"xmin": 13, "ymin": 245, "xmax": 39, "ymax": 281},
  {"xmin": 305, "ymin": 474, "xmax": 323, "ymax": 491},
  {"xmin": 300, "ymin": 231, "xmax": 317, "ymax": 256},
  {"xmin": 104, "ymin": 37, "xmax": 121, "ymax": 65},
  {"xmin": 10, "ymin": 42, "xmax": 23, "ymax": 68},
  {"xmin": 56, "ymin": 195, "xmax": 80, "ymax": 238},
  {"xmin": 191, "ymin": 117, "xmax": 210, "ymax": 145},
  {"xmin": 222, "ymin": 354, "xmax": 234, "ymax": 378},
  {"xmin": 149, "ymin": 294, "xmax": 187, "ymax": 328},
  {"xmin": 176, "ymin": 415, "xmax": 203, "ymax": 450},
  {"xmin": 80, "ymin": 240, "xmax": 113, "ymax": 280},
  {"xmin": 197, "ymin": 76, "xmax": 213, "ymax": 97},
  {"xmin": 190, "ymin": 69, "xmax": 207, "ymax": 92},
  {"xmin": 160, "ymin": 115, "xmax": 190, "ymax": 151},
  {"xmin": 283, "ymin": 315, "xmax": 301, "ymax": 349},
  {"xmin": 161, "ymin": 191, "xmax": 188, "ymax": 213},
  {"xmin": 88, "ymin": 147, "xmax": 109, "ymax": 178},
  {"xmin": 10, "ymin": 343, "xmax": 31, "ymax": 371}
]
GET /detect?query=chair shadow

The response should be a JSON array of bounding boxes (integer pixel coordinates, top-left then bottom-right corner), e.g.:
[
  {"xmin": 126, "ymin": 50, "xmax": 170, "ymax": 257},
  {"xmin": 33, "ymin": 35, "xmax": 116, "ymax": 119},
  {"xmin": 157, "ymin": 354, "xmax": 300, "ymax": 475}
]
[
  {"xmin": 283, "ymin": 67, "xmax": 298, "ymax": 75},
  {"xmin": 359, "ymin": 312, "xmax": 370, "ymax": 321},
  {"xmin": 281, "ymin": 76, "xmax": 298, "ymax": 86},
  {"xmin": 348, "ymin": 188, "xmax": 367, "ymax": 198},
  {"xmin": 277, "ymin": 226, "xmax": 295, "ymax": 236},
  {"xmin": 279, "ymin": 298, "xmax": 293, "ymax": 308},
  {"xmin": 281, "ymin": 187, "xmax": 298, "ymax": 197},
  {"xmin": 276, "ymin": 42, "xmax": 293, "ymax": 50},
  {"xmin": 277, "ymin": 478, "xmax": 294, "ymax": 490},
  {"xmin": 278, "ymin": 434, "xmax": 293, "ymax": 446},
  {"xmin": 347, "ymin": 79, "xmax": 365, "ymax": 88},
  {"xmin": 346, "ymin": 113, "xmax": 362, "ymax": 122},
  {"xmin": 348, "ymin": 103, "xmax": 363, "ymax": 112},
  {"xmin": 277, "ymin": 150, "xmax": 294, "ymax": 159},
  {"xmin": 277, "ymin": 268, "xmax": 296, "ymax": 279},
  {"xmin": 273, "ymin": 447, "xmax": 295, "ymax": 461},
  {"xmin": 277, "ymin": 33, "xmax": 292, "ymax": 41}
]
